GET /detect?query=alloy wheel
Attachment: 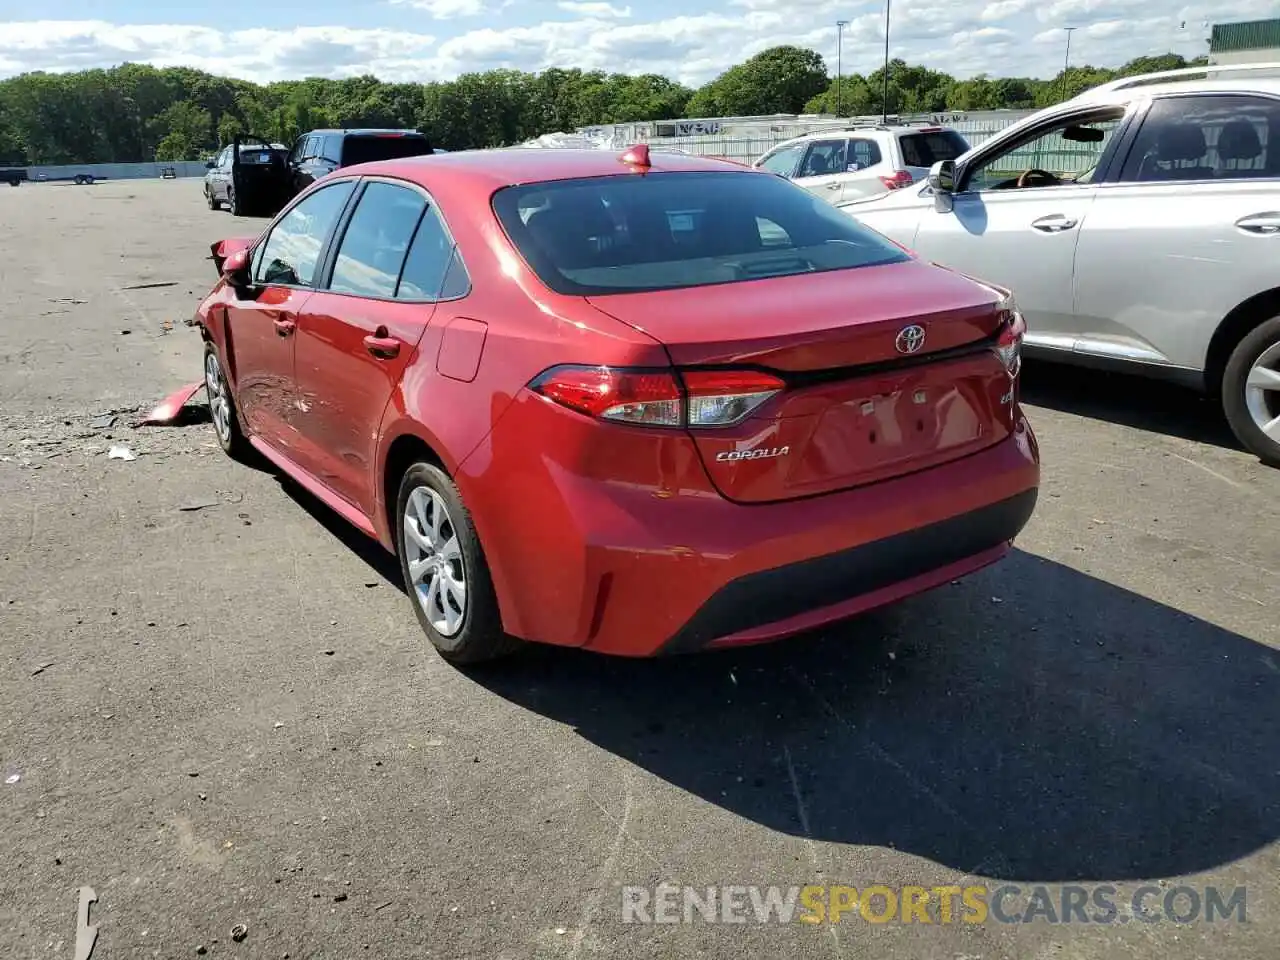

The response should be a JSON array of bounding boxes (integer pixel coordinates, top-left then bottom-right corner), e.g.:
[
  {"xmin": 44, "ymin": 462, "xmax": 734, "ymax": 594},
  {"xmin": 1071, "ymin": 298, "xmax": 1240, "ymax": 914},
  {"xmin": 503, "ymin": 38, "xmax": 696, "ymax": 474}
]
[
  {"xmin": 403, "ymin": 486, "xmax": 468, "ymax": 637},
  {"xmin": 1244, "ymin": 341, "xmax": 1280, "ymax": 444},
  {"xmin": 204, "ymin": 350, "xmax": 232, "ymax": 445}
]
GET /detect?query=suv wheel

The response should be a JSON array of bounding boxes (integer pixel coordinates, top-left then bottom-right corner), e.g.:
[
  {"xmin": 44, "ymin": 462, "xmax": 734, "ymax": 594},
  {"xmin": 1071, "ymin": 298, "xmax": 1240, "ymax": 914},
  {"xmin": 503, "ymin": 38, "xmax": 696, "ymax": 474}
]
[
  {"xmin": 395, "ymin": 463, "xmax": 520, "ymax": 664},
  {"xmin": 228, "ymin": 186, "xmax": 242, "ymax": 216},
  {"xmin": 205, "ymin": 185, "xmax": 219, "ymax": 210},
  {"xmin": 1222, "ymin": 315, "xmax": 1280, "ymax": 467}
]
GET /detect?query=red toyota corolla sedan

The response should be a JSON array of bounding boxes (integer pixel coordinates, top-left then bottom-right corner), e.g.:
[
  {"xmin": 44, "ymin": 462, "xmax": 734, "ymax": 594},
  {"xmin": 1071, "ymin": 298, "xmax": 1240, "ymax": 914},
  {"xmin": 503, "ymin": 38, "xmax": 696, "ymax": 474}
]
[{"xmin": 193, "ymin": 145, "xmax": 1039, "ymax": 663}]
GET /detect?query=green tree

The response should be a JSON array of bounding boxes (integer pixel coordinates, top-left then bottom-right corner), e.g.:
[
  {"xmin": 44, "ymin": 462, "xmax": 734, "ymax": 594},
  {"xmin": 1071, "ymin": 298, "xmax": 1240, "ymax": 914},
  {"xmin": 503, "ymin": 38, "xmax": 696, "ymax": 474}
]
[
  {"xmin": 688, "ymin": 45, "xmax": 829, "ymax": 116},
  {"xmin": 152, "ymin": 100, "xmax": 211, "ymax": 159}
]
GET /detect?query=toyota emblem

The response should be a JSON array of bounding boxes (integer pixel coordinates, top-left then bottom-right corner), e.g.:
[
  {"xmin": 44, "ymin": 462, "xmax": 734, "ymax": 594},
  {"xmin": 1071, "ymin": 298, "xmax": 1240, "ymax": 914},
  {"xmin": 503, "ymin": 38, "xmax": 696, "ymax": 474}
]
[{"xmin": 895, "ymin": 324, "xmax": 926, "ymax": 355}]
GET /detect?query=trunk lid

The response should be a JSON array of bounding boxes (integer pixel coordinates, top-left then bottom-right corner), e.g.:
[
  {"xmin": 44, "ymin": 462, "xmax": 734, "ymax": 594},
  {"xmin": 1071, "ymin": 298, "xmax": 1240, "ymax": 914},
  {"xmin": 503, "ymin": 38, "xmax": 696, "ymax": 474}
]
[{"xmin": 587, "ymin": 260, "xmax": 1017, "ymax": 503}]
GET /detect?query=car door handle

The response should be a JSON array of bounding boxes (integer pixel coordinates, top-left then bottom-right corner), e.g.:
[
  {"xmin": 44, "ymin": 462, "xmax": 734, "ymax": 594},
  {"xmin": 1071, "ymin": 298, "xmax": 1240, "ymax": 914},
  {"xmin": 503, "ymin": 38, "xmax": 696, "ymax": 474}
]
[
  {"xmin": 273, "ymin": 318, "xmax": 295, "ymax": 337},
  {"xmin": 1030, "ymin": 214, "xmax": 1077, "ymax": 232},
  {"xmin": 825, "ymin": 181, "xmax": 842, "ymax": 190},
  {"xmin": 363, "ymin": 330, "xmax": 400, "ymax": 359},
  {"xmin": 1235, "ymin": 213, "xmax": 1280, "ymax": 234}
]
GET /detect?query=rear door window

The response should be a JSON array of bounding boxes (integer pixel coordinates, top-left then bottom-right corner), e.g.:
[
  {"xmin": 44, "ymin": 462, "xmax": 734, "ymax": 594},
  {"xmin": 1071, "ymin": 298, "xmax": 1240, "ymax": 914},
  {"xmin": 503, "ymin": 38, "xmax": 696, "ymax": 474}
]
[
  {"xmin": 847, "ymin": 138, "xmax": 882, "ymax": 171},
  {"xmin": 327, "ymin": 181, "xmax": 427, "ymax": 298},
  {"xmin": 493, "ymin": 170, "xmax": 908, "ymax": 296},
  {"xmin": 397, "ymin": 205, "xmax": 461, "ymax": 300},
  {"xmin": 797, "ymin": 140, "xmax": 848, "ymax": 178},
  {"xmin": 1119, "ymin": 94, "xmax": 1280, "ymax": 183},
  {"xmin": 899, "ymin": 129, "xmax": 970, "ymax": 167},
  {"xmin": 254, "ymin": 180, "xmax": 356, "ymax": 287}
]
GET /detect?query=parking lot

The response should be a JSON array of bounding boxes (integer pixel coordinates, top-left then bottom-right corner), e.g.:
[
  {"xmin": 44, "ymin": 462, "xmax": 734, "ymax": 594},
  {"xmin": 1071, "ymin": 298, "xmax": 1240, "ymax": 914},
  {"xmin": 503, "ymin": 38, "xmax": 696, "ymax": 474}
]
[{"xmin": 2, "ymin": 178, "xmax": 1279, "ymax": 959}]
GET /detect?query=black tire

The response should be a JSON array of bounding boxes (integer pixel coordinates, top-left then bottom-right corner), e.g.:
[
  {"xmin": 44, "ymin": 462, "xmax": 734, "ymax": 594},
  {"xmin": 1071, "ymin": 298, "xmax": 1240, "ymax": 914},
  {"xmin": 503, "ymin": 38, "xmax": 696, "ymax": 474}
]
[
  {"xmin": 395, "ymin": 462, "xmax": 520, "ymax": 664},
  {"xmin": 203, "ymin": 341, "xmax": 252, "ymax": 461},
  {"xmin": 206, "ymin": 185, "xmax": 220, "ymax": 210},
  {"xmin": 228, "ymin": 186, "xmax": 242, "ymax": 216},
  {"xmin": 1222, "ymin": 315, "xmax": 1280, "ymax": 467}
]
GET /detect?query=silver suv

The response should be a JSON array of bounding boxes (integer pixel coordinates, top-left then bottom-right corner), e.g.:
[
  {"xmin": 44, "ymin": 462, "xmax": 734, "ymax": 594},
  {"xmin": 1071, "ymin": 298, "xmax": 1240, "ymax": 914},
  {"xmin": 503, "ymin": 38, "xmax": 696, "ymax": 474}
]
[
  {"xmin": 845, "ymin": 63, "xmax": 1280, "ymax": 466},
  {"xmin": 755, "ymin": 123, "xmax": 970, "ymax": 206}
]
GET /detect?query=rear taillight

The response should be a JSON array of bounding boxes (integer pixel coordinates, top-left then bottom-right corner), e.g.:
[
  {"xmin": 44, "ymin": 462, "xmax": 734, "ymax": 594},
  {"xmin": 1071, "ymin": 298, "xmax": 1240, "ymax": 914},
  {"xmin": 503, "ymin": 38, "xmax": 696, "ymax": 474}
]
[
  {"xmin": 878, "ymin": 169, "xmax": 914, "ymax": 190},
  {"xmin": 993, "ymin": 292, "xmax": 1024, "ymax": 379},
  {"xmin": 529, "ymin": 365, "xmax": 784, "ymax": 428}
]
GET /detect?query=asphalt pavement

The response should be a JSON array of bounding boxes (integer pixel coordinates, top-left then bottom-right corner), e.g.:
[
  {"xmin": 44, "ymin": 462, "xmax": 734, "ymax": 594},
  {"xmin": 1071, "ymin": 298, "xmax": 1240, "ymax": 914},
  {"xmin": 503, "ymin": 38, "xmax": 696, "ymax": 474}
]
[{"xmin": 2, "ymin": 179, "xmax": 1278, "ymax": 960}]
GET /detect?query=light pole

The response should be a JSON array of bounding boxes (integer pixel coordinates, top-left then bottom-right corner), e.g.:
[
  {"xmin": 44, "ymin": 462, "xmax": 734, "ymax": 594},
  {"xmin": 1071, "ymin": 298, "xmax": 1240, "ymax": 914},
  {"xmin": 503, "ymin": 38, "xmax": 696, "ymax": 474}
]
[
  {"xmin": 836, "ymin": 20, "xmax": 848, "ymax": 117},
  {"xmin": 882, "ymin": 0, "xmax": 892, "ymax": 123},
  {"xmin": 1060, "ymin": 26, "xmax": 1076, "ymax": 102}
]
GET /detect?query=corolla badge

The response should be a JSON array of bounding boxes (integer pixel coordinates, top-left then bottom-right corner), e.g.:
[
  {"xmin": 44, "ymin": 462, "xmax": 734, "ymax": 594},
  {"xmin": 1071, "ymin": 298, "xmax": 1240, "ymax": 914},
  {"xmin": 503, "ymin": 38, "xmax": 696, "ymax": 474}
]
[
  {"xmin": 895, "ymin": 324, "xmax": 926, "ymax": 355},
  {"xmin": 716, "ymin": 446, "xmax": 789, "ymax": 462}
]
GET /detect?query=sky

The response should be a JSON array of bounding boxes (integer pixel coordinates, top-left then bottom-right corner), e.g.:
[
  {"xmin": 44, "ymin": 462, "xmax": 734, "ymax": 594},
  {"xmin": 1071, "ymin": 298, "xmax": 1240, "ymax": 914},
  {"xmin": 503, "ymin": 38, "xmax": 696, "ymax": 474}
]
[{"xmin": 0, "ymin": 0, "xmax": 1275, "ymax": 88}]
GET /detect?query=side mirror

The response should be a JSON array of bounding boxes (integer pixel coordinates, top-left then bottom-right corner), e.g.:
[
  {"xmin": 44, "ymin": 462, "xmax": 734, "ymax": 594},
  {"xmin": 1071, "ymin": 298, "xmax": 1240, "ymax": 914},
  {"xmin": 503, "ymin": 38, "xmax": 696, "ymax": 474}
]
[
  {"xmin": 221, "ymin": 248, "xmax": 252, "ymax": 287},
  {"xmin": 205, "ymin": 160, "xmax": 215, "ymax": 169},
  {"xmin": 928, "ymin": 160, "xmax": 956, "ymax": 194}
]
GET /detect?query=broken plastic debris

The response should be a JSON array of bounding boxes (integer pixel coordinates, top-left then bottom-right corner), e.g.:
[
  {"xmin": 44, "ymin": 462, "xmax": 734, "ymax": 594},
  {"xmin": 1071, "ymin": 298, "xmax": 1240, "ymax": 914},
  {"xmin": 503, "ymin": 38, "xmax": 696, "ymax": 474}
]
[
  {"xmin": 230, "ymin": 923, "xmax": 248, "ymax": 943},
  {"xmin": 134, "ymin": 381, "xmax": 204, "ymax": 428},
  {"xmin": 107, "ymin": 446, "xmax": 137, "ymax": 462},
  {"xmin": 5, "ymin": 774, "xmax": 20, "ymax": 784},
  {"xmin": 89, "ymin": 414, "xmax": 117, "ymax": 430}
]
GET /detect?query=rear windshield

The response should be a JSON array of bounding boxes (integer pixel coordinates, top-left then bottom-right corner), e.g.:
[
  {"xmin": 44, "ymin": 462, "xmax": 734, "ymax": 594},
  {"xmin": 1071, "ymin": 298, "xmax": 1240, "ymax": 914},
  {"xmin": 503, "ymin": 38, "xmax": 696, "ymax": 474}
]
[
  {"xmin": 898, "ymin": 130, "xmax": 970, "ymax": 167},
  {"xmin": 341, "ymin": 135, "xmax": 434, "ymax": 166},
  {"xmin": 491, "ymin": 171, "xmax": 909, "ymax": 296}
]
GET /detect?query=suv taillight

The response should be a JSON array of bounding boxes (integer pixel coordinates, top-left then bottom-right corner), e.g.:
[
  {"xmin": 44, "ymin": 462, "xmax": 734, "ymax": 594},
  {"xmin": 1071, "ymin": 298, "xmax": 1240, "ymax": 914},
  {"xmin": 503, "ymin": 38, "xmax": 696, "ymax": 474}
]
[
  {"xmin": 878, "ymin": 169, "xmax": 914, "ymax": 190},
  {"xmin": 529, "ymin": 365, "xmax": 785, "ymax": 428}
]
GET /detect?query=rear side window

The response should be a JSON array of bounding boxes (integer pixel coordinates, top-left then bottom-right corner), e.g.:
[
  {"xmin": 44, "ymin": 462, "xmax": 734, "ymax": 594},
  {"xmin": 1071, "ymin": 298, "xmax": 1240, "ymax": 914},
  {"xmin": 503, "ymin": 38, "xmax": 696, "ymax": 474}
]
[
  {"xmin": 397, "ymin": 206, "xmax": 460, "ymax": 300},
  {"xmin": 899, "ymin": 130, "xmax": 969, "ymax": 167},
  {"xmin": 797, "ymin": 140, "xmax": 847, "ymax": 177},
  {"xmin": 255, "ymin": 180, "xmax": 355, "ymax": 287},
  {"xmin": 341, "ymin": 135, "xmax": 434, "ymax": 167},
  {"xmin": 492, "ymin": 171, "xmax": 909, "ymax": 296},
  {"xmin": 328, "ymin": 182, "xmax": 427, "ymax": 298},
  {"xmin": 848, "ymin": 138, "xmax": 882, "ymax": 170},
  {"xmin": 1119, "ymin": 94, "xmax": 1280, "ymax": 183}
]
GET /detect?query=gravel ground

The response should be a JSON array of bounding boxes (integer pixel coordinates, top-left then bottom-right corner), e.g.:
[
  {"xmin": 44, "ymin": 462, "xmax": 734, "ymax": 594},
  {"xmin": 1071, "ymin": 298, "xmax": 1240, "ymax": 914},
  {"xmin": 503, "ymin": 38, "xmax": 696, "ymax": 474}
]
[{"xmin": 2, "ymin": 178, "xmax": 1278, "ymax": 960}]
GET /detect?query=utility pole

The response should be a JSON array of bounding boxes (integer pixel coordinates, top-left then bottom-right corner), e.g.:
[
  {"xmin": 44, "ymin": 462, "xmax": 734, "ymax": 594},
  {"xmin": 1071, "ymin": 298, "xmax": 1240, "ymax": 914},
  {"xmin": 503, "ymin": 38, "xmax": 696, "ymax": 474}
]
[
  {"xmin": 882, "ymin": 0, "xmax": 891, "ymax": 122},
  {"xmin": 836, "ymin": 20, "xmax": 848, "ymax": 117},
  {"xmin": 1061, "ymin": 26, "xmax": 1076, "ymax": 102}
]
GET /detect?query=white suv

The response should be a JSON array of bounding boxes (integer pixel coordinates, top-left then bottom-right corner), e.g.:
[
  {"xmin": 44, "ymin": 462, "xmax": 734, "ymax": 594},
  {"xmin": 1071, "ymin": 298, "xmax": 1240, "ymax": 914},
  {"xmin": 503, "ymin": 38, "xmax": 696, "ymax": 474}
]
[
  {"xmin": 754, "ymin": 124, "xmax": 970, "ymax": 205},
  {"xmin": 846, "ymin": 63, "xmax": 1280, "ymax": 466}
]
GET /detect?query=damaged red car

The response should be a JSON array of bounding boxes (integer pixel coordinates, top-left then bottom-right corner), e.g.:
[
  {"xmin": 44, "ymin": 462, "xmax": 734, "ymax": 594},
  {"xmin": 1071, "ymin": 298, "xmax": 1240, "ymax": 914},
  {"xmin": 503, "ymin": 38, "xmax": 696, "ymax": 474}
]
[{"xmin": 192, "ymin": 145, "xmax": 1039, "ymax": 663}]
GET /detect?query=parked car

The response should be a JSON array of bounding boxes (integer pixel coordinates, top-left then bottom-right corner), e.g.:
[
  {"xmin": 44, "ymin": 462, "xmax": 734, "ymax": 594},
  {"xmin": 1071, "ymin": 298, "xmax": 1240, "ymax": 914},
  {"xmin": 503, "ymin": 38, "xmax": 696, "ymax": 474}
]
[
  {"xmin": 204, "ymin": 136, "xmax": 291, "ymax": 215},
  {"xmin": 754, "ymin": 123, "xmax": 970, "ymax": 205},
  {"xmin": 193, "ymin": 145, "xmax": 1039, "ymax": 663},
  {"xmin": 844, "ymin": 62, "xmax": 1280, "ymax": 466},
  {"xmin": 1, "ymin": 165, "xmax": 27, "ymax": 186},
  {"xmin": 284, "ymin": 128, "xmax": 434, "ymax": 199}
]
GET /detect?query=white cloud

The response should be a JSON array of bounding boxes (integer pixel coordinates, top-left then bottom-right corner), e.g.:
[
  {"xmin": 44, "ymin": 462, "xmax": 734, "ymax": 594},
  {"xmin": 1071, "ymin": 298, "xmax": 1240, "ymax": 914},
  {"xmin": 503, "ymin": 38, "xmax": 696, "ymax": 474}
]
[
  {"xmin": 389, "ymin": 0, "xmax": 486, "ymax": 19},
  {"xmin": 557, "ymin": 2, "xmax": 633, "ymax": 17},
  {"xmin": 0, "ymin": 1, "xmax": 1270, "ymax": 88}
]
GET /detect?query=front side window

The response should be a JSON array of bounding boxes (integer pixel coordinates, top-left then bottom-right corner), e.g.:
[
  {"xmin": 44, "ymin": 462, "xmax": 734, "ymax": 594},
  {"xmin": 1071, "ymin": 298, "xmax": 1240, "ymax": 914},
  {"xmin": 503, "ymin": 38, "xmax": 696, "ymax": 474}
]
[
  {"xmin": 757, "ymin": 143, "xmax": 805, "ymax": 178},
  {"xmin": 965, "ymin": 107, "xmax": 1125, "ymax": 191},
  {"xmin": 254, "ymin": 180, "xmax": 356, "ymax": 287},
  {"xmin": 492, "ymin": 171, "xmax": 909, "ymax": 296},
  {"xmin": 1119, "ymin": 94, "xmax": 1280, "ymax": 183},
  {"xmin": 328, "ymin": 182, "xmax": 427, "ymax": 298},
  {"xmin": 797, "ymin": 140, "xmax": 848, "ymax": 178}
]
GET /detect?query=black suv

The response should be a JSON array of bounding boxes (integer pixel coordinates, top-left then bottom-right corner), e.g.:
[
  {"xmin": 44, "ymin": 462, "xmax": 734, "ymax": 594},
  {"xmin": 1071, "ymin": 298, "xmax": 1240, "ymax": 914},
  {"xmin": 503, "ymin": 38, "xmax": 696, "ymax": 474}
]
[{"xmin": 285, "ymin": 129, "xmax": 435, "ymax": 198}]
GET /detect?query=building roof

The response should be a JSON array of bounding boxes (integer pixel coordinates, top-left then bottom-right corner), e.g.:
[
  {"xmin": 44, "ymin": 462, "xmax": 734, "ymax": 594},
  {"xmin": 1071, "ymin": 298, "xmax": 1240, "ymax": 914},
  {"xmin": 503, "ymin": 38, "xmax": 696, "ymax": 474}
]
[{"xmin": 1210, "ymin": 19, "xmax": 1280, "ymax": 54}]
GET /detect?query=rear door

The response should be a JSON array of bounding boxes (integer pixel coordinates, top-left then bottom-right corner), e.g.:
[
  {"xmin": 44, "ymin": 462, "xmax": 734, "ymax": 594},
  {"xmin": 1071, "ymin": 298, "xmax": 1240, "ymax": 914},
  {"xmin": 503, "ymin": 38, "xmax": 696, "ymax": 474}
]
[
  {"xmin": 224, "ymin": 179, "xmax": 356, "ymax": 449},
  {"xmin": 837, "ymin": 136, "xmax": 891, "ymax": 203},
  {"xmin": 793, "ymin": 139, "xmax": 850, "ymax": 204},
  {"xmin": 292, "ymin": 178, "xmax": 458, "ymax": 513},
  {"xmin": 1072, "ymin": 92, "xmax": 1280, "ymax": 370}
]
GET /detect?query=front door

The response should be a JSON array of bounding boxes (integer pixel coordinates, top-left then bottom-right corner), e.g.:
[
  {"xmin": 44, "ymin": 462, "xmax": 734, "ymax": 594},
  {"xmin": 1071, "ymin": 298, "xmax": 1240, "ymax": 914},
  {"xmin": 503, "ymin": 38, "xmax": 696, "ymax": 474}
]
[
  {"xmin": 793, "ymin": 139, "xmax": 850, "ymax": 205},
  {"xmin": 224, "ymin": 178, "xmax": 357, "ymax": 452},
  {"xmin": 293, "ymin": 179, "xmax": 461, "ymax": 515},
  {"xmin": 910, "ymin": 104, "xmax": 1129, "ymax": 351}
]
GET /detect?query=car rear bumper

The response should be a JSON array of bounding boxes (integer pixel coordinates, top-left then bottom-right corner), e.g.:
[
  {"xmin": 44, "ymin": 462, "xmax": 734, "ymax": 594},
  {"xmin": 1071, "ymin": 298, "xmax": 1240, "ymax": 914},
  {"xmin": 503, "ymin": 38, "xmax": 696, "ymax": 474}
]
[{"xmin": 464, "ymin": 405, "xmax": 1039, "ymax": 658}]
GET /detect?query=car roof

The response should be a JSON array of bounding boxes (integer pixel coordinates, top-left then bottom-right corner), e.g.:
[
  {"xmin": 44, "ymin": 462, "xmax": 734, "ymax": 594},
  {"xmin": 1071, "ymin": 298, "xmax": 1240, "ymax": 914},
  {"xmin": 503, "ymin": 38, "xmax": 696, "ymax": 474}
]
[
  {"xmin": 1072, "ymin": 76, "xmax": 1280, "ymax": 105},
  {"xmin": 307, "ymin": 128, "xmax": 428, "ymax": 136},
  {"xmin": 339, "ymin": 148, "xmax": 763, "ymax": 190}
]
